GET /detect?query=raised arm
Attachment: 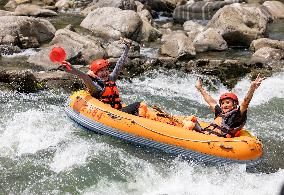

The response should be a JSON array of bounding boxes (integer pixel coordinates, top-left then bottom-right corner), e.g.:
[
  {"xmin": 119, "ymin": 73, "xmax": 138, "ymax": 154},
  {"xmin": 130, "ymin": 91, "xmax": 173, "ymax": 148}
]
[
  {"xmin": 60, "ymin": 61, "xmax": 102, "ymax": 96},
  {"xmin": 195, "ymin": 79, "xmax": 217, "ymax": 112},
  {"xmin": 109, "ymin": 40, "xmax": 131, "ymax": 81},
  {"xmin": 240, "ymin": 74, "xmax": 264, "ymax": 114}
]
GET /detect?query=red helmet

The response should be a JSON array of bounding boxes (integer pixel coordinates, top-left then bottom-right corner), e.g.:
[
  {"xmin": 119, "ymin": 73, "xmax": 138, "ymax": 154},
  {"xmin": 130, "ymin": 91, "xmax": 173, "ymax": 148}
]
[
  {"xmin": 219, "ymin": 92, "xmax": 239, "ymax": 104},
  {"xmin": 90, "ymin": 59, "xmax": 109, "ymax": 73}
]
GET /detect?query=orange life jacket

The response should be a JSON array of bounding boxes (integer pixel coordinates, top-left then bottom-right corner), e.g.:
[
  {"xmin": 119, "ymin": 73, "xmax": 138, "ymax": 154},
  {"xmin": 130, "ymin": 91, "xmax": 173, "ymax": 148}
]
[
  {"xmin": 100, "ymin": 80, "xmax": 122, "ymax": 109},
  {"xmin": 203, "ymin": 108, "xmax": 244, "ymax": 138}
]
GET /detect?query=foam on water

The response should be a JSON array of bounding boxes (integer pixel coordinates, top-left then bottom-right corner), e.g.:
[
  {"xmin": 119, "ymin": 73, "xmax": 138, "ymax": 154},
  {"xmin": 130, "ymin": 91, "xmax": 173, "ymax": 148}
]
[
  {"xmin": 50, "ymin": 139, "xmax": 110, "ymax": 173},
  {"xmin": 0, "ymin": 105, "xmax": 73, "ymax": 157},
  {"xmin": 2, "ymin": 48, "xmax": 38, "ymax": 58},
  {"xmin": 82, "ymin": 156, "xmax": 284, "ymax": 195},
  {"xmin": 119, "ymin": 69, "xmax": 284, "ymax": 106}
]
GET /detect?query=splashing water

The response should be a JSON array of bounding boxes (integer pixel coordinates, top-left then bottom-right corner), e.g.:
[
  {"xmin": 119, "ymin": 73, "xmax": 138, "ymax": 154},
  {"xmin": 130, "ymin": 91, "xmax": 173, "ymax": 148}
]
[{"xmin": 0, "ymin": 70, "xmax": 283, "ymax": 194}]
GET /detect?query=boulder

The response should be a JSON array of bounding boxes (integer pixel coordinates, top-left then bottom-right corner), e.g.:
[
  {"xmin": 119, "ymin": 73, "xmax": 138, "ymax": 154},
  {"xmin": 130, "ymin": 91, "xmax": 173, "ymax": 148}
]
[
  {"xmin": 80, "ymin": 7, "xmax": 143, "ymax": 42},
  {"xmin": 263, "ymin": 1, "xmax": 284, "ymax": 19},
  {"xmin": 252, "ymin": 47, "xmax": 284, "ymax": 60},
  {"xmin": 14, "ymin": 4, "xmax": 57, "ymax": 17},
  {"xmin": 93, "ymin": 0, "xmax": 137, "ymax": 10},
  {"xmin": 55, "ymin": 0, "xmax": 74, "ymax": 10},
  {"xmin": 0, "ymin": 69, "xmax": 40, "ymax": 93},
  {"xmin": 28, "ymin": 28, "xmax": 106, "ymax": 70},
  {"xmin": 161, "ymin": 31, "xmax": 196, "ymax": 58},
  {"xmin": 0, "ymin": 16, "xmax": 56, "ymax": 48},
  {"xmin": 193, "ymin": 28, "xmax": 228, "ymax": 52},
  {"xmin": 105, "ymin": 40, "xmax": 140, "ymax": 58},
  {"xmin": 250, "ymin": 38, "xmax": 284, "ymax": 51},
  {"xmin": 183, "ymin": 20, "xmax": 205, "ymax": 41},
  {"xmin": 138, "ymin": 9, "xmax": 162, "ymax": 42},
  {"xmin": 0, "ymin": 10, "xmax": 13, "ymax": 16},
  {"xmin": 206, "ymin": 3, "xmax": 272, "ymax": 46}
]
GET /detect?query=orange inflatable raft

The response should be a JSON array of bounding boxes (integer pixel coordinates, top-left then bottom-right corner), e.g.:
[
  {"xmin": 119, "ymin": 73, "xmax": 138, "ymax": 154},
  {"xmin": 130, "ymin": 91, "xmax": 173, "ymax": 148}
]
[{"xmin": 65, "ymin": 90, "xmax": 263, "ymax": 166}]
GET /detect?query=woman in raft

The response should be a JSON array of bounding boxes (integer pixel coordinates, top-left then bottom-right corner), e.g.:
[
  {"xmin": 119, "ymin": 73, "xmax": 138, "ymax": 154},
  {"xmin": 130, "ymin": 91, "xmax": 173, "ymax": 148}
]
[
  {"xmin": 193, "ymin": 74, "xmax": 264, "ymax": 138},
  {"xmin": 56, "ymin": 39, "xmax": 146, "ymax": 116}
]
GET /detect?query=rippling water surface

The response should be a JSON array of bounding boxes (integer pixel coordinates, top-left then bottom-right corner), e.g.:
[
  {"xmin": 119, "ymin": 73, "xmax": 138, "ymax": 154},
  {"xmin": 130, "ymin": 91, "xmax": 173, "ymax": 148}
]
[{"xmin": 0, "ymin": 69, "xmax": 283, "ymax": 194}]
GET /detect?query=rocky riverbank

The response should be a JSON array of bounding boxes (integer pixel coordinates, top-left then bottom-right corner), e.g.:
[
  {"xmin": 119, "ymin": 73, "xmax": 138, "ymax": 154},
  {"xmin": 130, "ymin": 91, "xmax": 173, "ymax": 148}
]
[{"xmin": 0, "ymin": 0, "xmax": 283, "ymax": 92}]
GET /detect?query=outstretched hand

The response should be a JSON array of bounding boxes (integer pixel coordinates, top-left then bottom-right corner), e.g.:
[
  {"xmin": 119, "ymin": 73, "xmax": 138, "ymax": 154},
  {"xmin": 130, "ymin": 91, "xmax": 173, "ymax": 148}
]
[
  {"xmin": 195, "ymin": 78, "xmax": 203, "ymax": 91},
  {"xmin": 251, "ymin": 73, "xmax": 264, "ymax": 90}
]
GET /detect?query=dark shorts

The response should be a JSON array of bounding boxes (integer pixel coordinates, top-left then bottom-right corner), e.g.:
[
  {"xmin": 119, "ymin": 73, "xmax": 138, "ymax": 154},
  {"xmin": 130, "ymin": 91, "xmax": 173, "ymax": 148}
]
[{"xmin": 120, "ymin": 102, "xmax": 141, "ymax": 115}]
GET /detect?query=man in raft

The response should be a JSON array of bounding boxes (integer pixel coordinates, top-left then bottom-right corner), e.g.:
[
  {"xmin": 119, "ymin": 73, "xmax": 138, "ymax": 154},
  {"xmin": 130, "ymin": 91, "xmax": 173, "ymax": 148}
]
[
  {"xmin": 57, "ymin": 38, "xmax": 146, "ymax": 116},
  {"xmin": 193, "ymin": 74, "xmax": 264, "ymax": 138}
]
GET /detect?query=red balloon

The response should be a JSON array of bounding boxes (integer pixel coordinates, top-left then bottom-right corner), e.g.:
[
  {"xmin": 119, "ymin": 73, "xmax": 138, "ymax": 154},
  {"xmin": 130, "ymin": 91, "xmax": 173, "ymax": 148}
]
[{"xmin": 49, "ymin": 47, "xmax": 66, "ymax": 63}]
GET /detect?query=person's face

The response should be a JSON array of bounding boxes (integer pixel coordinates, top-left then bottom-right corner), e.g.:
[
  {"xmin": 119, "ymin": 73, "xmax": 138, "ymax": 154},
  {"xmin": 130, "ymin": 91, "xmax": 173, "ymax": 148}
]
[
  {"xmin": 220, "ymin": 98, "xmax": 236, "ymax": 113},
  {"xmin": 96, "ymin": 66, "xmax": 109, "ymax": 81}
]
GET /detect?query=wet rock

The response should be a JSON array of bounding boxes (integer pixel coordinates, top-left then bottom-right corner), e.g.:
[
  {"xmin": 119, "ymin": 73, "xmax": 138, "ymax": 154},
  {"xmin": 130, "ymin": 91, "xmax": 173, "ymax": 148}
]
[
  {"xmin": 0, "ymin": 16, "xmax": 56, "ymax": 48},
  {"xmin": 138, "ymin": 9, "xmax": 162, "ymax": 42},
  {"xmin": 15, "ymin": 0, "xmax": 30, "ymax": 4},
  {"xmin": 207, "ymin": 3, "xmax": 272, "ymax": 46},
  {"xmin": 0, "ymin": 10, "xmax": 13, "ymax": 16},
  {"xmin": 4, "ymin": 0, "xmax": 18, "ymax": 11},
  {"xmin": 94, "ymin": 0, "xmax": 137, "ymax": 10},
  {"xmin": 174, "ymin": 1, "xmax": 228, "ymax": 21},
  {"xmin": 263, "ymin": 1, "xmax": 284, "ymax": 19},
  {"xmin": 139, "ymin": 0, "xmax": 182, "ymax": 12},
  {"xmin": 0, "ymin": 44, "xmax": 21, "ymax": 55},
  {"xmin": 55, "ymin": 0, "xmax": 74, "ymax": 10},
  {"xmin": 34, "ymin": 70, "xmax": 85, "ymax": 91},
  {"xmin": 161, "ymin": 30, "xmax": 196, "ymax": 59},
  {"xmin": 0, "ymin": 69, "xmax": 41, "ymax": 93},
  {"xmin": 14, "ymin": 4, "xmax": 57, "ymax": 17},
  {"xmin": 28, "ymin": 28, "xmax": 106, "ymax": 70},
  {"xmin": 250, "ymin": 38, "xmax": 284, "ymax": 51},
  {"xmin": 252, "ymin": 47, "xmax": 284, "ymax": 60},
  {"xmin": 193, "ymin": 28, "xmax": 228, "ymax": 52},
  {"xmin": 81, "ymin": 0, "xmax": 137, "ymax": 16},
  {"xmin": 184, "ymin": 59, "xmax": 251, "ymax": 88},
  {"xmin": 80, "ymin": 7, "xmax": 143, "ymax": 42},
  {"xmin": 105, "ymin": 40, "xmax": 140, "ymax": 58}
]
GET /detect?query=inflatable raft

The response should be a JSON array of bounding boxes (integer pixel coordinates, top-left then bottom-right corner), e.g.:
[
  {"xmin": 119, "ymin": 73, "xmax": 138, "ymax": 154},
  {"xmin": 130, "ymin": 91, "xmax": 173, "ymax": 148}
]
[{"xmin": 65, "ymin": 90, "xmax": 263, "ymax": 166}]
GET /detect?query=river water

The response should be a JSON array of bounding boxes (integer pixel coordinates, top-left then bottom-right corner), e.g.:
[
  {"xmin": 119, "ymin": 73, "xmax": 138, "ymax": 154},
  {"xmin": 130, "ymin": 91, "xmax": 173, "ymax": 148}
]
[{"xmin": 0, "ymin": 67, "xmax": 283, "ymax": 194}]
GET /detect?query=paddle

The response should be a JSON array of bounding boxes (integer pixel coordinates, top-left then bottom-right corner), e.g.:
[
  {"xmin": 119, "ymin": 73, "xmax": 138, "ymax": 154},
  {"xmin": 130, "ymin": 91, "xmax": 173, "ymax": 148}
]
[{"xmin": 49, "ymin": 47, "xmax": 71, "ymax": 71}]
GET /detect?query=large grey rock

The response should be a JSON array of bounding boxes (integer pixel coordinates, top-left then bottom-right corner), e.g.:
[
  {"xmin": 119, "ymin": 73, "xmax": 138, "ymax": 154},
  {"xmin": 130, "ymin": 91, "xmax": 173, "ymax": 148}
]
[
  {"xmin": 81, "ymin": 0, "xmax": 137, "ymax": 16},
  {"xmin": 161, "ymin": 31, "xmax": 196, "ymax": 58},
  {"xmin": 263, "ymin": 1, "xmax": 284, "ymax": 19},
  {"xmin": 28, "ymin": 28, "xmax": 106, "ymax": 70},
  {"xmin": 0, "ymin": 69, "xmax": 39, "ymax": 93},
  {"xmin": 193, "ymin": 28, "xmax": 228, "ymax": 52},
  {"xmin": 80, "ymin": 7, "xmax": 143, "ymax": 42},
  {"xmin": 140, "ymin": 0, "xmax": 184, "ymax": 12},
  {"xmin": 250, "ymin": 38, "xmax": 284, "ymax": 51},
  {"xmin": 14, "ymin": 4, "xmax": 57, "ymax": 17},
  {"xmin": 106, "ymin": 40, "xmax": 140, "ymax": 58},
  {"xmin": 0, "ymin": 10, "xmax": 13, "ymax": 16},
  {"xmin": 206, "ymin": 3, "xmax": 272, "ymax": 46},
  {"xmin": 183, "ymin": 20, "xmax": 205, "ymax": 41},
  {"xmin": 252, "ymin": 47, "xmax": 284, "ymax": 60},
  {"xmin": 55, "ymin": 0, "xmax": 74, "ymax": 10},
  {"xmin": 0, "ymin": 16, "xmax": 56, "ymax": 48},
  {"xmin": 173, "ymin": 0, "xmax": 246, "ymax": 21},
  {"xmin": 93, "ymin": 0, "xmax": 136, "ymax": 10},
  {"xmin": 138, "ymin": 9, "xmax": 162, "ymax": 42}
]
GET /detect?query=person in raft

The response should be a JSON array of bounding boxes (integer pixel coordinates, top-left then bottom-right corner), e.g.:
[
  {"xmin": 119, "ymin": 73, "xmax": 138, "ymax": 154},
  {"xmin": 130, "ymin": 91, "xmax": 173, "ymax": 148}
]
[
  {"xmin": 58, "ymin": 39, "xmax": 146, "ymax": 116},
  {"xmin": 193, "ymin": 74, "xmax": 264, "ymax": 138}
]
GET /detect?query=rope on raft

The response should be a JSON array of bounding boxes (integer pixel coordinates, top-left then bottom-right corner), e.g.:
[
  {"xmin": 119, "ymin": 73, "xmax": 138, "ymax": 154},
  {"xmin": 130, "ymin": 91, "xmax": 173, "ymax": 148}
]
[{"xmin": 78, "ymin": 96, "xmax": 248, "ymax": 144}]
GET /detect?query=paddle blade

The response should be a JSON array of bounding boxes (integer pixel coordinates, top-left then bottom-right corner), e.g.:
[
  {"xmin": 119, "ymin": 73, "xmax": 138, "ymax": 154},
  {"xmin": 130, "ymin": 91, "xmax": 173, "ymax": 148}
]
[{"xmin": 49, "ymin": 47, "xmax": 66, "ymax": 63}]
